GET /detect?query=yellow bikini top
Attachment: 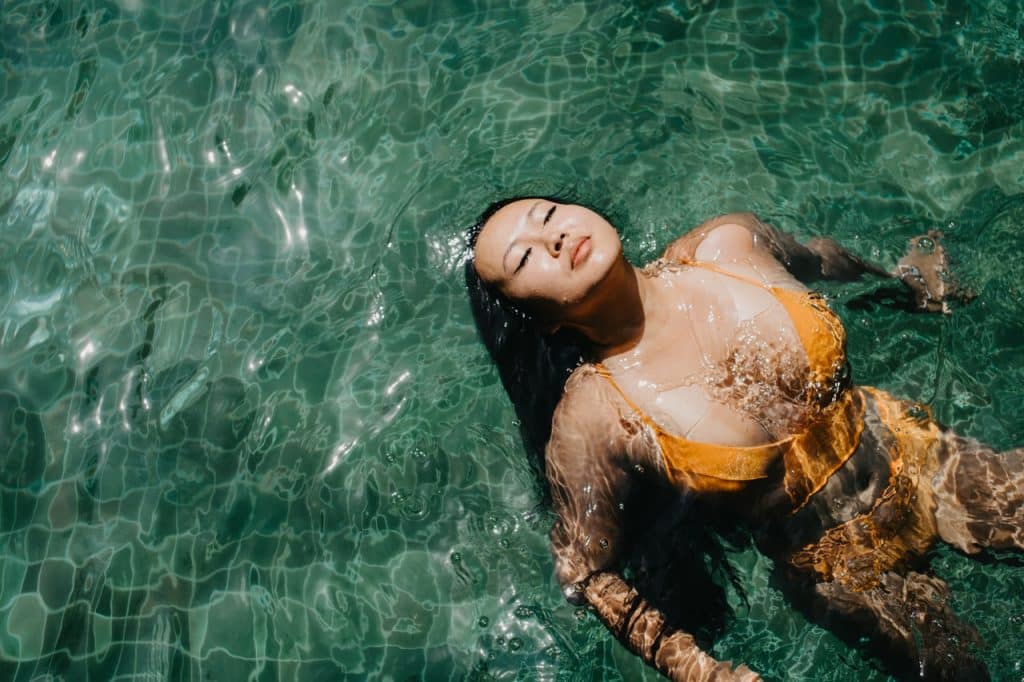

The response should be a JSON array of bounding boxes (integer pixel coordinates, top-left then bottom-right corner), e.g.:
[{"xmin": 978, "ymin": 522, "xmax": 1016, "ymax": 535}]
[{"xmin": 596, "ymin": 260, "xmax": 864, "ymax": 504}]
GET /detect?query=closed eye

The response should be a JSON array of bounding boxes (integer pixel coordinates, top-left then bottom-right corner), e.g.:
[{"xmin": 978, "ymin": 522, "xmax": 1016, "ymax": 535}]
[
  {"xmin": 543, "ymin": 205, "xmax": 556, "ymax": 225},
  {"xmin": 514, "ymin": 247, "xmax": 531, "ymax": 274}
]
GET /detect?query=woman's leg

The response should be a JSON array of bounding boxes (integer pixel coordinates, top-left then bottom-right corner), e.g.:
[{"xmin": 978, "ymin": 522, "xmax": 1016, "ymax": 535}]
[
  {"xmin": 771, "ymin": 395, "xmax": 992, "ymax": 680},
  {"xmin": 931, "ymin": 433, "xmax": 1024, "ymax": 554},
  {"xmin": 785, "ymin": 568, "xmax": 988, "ymax": 681}
]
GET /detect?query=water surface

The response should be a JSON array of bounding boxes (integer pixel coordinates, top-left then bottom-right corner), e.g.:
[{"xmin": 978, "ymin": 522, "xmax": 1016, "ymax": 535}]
[{"xmin": 1, "ymin": 1, "xmax": 1023, "ymax": 679}]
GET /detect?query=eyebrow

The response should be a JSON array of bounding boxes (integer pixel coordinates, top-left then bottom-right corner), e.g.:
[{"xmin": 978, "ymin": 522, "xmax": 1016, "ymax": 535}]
[{"xmin": 501, "ymin": 201, "xmax": 543, "ymax": 275}]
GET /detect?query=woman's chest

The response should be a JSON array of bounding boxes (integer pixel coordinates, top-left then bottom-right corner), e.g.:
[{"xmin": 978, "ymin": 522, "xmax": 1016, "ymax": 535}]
[{"xmin": 607, "ymin": 270, "xmax": 814, "ymax": 442}]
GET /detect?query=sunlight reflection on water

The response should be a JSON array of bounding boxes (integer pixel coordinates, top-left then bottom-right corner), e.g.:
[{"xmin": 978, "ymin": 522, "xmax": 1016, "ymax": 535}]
[{"xmin": 0, "ymin": 0, "xmax": 1023, "ymax": 680}]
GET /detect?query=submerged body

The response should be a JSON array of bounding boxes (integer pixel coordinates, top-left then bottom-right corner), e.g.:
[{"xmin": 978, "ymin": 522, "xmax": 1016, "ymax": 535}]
[{"xmin": 468, "ymin": 201, "xmax": 1023, "ymax": 680}]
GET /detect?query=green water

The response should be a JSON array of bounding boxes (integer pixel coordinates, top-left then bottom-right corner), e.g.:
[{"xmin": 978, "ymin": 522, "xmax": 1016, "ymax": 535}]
[{"xmin": 1, "ymin": 1, "xmax": 1023, "ymax": 680}]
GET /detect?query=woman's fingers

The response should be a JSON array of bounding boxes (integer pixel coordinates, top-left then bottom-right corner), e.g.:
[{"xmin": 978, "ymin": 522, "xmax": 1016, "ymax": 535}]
[
  {"xmin": 895, "ymin": 230, "xmax": 972, "ymax": 313},
  {"xmin": 733, "ymin": 664, "xmax": 764, "ymax": 682}
]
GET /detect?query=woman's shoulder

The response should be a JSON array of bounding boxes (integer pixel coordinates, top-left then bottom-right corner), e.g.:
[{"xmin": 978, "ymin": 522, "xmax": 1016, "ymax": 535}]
[
  {"xmin": 546, "ymin": 364, "xmax": 631, "ymax": 476},
  {"xmin": 549, "ymin": 364, "xmax": 635, "ymax": 451},
  {"xmin": 547, "ymin": 364, "xmax": 663, "ymax": 487},
  {"xmin": 563, "ymin": 361, "xmax": 603, "ymax": 390},
  {"xmin": 661, "ymin": 212, "xmax": 763, "ymax": 263},
  {"xmin": 560, "ymin": 363, "xmax": 618, "ymax": 411},
  {"xmin": 552, "ymin": 360, "xmax": 622, "ymax": 430}
]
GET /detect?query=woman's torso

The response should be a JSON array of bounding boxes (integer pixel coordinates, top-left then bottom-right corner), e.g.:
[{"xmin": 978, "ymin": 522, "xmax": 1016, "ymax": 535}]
[
  {"xmin": 546, "ymin": 240, "xmax": 942, "ymax": 592},
  {"xmin": 597, "ymin": 258, "xmax": 833, "ymax": 446},
  {"xmin": 544, "ymin": 247, "xmax": 930, "ymax": 591},
  {"xmin": 582, "ymin": 251, "xmax": 865, "ymax": 505}
]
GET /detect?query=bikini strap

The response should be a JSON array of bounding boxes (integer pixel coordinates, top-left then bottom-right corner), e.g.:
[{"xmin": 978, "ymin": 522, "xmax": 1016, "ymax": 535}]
[{"xmin": 593, "ymin": 363, "xmax": 656, "ymax": 427}]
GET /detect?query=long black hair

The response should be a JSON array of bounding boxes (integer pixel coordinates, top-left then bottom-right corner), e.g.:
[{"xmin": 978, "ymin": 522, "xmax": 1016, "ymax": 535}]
[{"xmin": 464, "ymin": 197, "xmax": 587, "ymax": 491}]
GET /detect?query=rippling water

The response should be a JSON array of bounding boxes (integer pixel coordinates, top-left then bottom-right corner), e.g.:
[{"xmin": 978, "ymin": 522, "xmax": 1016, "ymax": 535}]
[{"xmin": 1, "ymin": 1, "xmax": 1023, "ymax": 680}]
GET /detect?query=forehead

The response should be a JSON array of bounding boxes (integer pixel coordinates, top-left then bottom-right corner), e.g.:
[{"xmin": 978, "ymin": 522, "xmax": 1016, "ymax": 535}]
[{"xmin": 472, "ymin": 199, "xmax": 536, "ymax": 283}]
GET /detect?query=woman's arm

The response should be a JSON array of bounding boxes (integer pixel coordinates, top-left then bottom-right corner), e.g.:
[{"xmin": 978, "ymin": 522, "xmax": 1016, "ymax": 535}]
[
  {"xmin": 664, "ymin": 212, "xmax": 886, "ymax": 281},
  {"xmin": 546, "ymin": 370, "xmax": 760, "ymax": 681},
  {"xmin": 584, "ymin": 572, "xmax": 760, "ymax": 682},
  {"xmin": 665, "ymin": 213, "xmax": 962, "ymax": 311}
]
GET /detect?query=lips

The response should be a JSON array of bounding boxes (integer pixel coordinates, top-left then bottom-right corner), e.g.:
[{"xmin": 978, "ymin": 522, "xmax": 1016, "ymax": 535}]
[{"xmin": 570, "ymin": 237, "xmax": 591, "ymax": 269}]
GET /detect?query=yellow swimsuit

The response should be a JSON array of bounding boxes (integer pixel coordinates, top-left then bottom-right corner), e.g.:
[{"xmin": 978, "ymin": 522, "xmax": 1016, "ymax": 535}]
[{"xmin": 596, "ymin": 260, "xmax": 866, "ymax": 508}]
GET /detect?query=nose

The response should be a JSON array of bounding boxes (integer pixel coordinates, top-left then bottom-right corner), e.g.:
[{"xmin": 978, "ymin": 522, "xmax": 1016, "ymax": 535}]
[{"xmin": 545, "ymin": 231, "xmax": 567, "ymax": 258}]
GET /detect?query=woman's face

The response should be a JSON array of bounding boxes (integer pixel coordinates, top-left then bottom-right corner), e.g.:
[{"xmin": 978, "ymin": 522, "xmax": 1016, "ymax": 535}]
[{"xmin": 473, "ymin": 199, "xmax": 622, "ymax": 321}]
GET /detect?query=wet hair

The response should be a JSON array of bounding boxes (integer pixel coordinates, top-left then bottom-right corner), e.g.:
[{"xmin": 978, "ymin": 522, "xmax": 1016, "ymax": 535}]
[{"xmin": 464, "ymin": 196, "xmax": 587, "ymax": 492}]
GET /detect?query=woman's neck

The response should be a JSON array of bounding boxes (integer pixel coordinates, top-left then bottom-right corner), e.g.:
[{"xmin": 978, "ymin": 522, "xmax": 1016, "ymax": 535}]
[{"xmin": 568, "ymin": 258, "xmax": 654, "ymax": 358}]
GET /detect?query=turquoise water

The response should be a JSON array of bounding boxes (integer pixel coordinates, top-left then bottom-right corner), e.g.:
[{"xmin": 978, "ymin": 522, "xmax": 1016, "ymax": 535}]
[{"xmin": 1, "ymin": 0, "xmax": 1023, "ymax": 679}]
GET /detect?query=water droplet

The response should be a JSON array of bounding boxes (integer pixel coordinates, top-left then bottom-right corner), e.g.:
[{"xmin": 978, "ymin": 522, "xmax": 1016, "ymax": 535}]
[
  {"xmin": 599, "ymin": 538, "xmax": 609, "ymax": 550},
  {"xmin": 509, "ymin": 637, "xmax": 523, "ymax": 651},
  {"xmin": 450, "ymin": 552, "xmax": 461, "ymax": 564},
  {"xmin": 477, "ymin": 616, "xmax": 490, "ymax": 628},
  {"xmin": 514, "ymin": 605, "xmax": 532, "ymax": 618}
]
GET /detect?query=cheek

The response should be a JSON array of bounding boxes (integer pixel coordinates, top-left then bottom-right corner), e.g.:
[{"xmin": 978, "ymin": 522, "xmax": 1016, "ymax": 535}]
[
  {"xmin": 519, "ymin": 263, "xmax": 562, "ymax": 294},
  {"xmin": 596, "ymin": 229, "xmax": 621, "ymax": 257}
]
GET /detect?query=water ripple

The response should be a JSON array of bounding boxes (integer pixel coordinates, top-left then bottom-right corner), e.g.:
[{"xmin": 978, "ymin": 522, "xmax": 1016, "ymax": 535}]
[{"xmin": 1, "ymin": 1, "xmax": 1022, "ymax": 680}]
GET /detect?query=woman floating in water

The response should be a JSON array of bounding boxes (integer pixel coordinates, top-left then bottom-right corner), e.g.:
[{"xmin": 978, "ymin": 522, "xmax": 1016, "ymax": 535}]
[{"xmin": 465, "ymin": 198, "xmax": 1021, "ymax": 681}]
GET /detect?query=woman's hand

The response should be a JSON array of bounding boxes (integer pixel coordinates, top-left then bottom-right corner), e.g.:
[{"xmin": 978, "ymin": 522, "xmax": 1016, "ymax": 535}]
[
  {"xmin": 656, "ymin": 630, "xmax": 764, "ymax": 681},
  {"xmin": 895, "ymin": 230, "xmax": 971, "ymax": 313}
]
